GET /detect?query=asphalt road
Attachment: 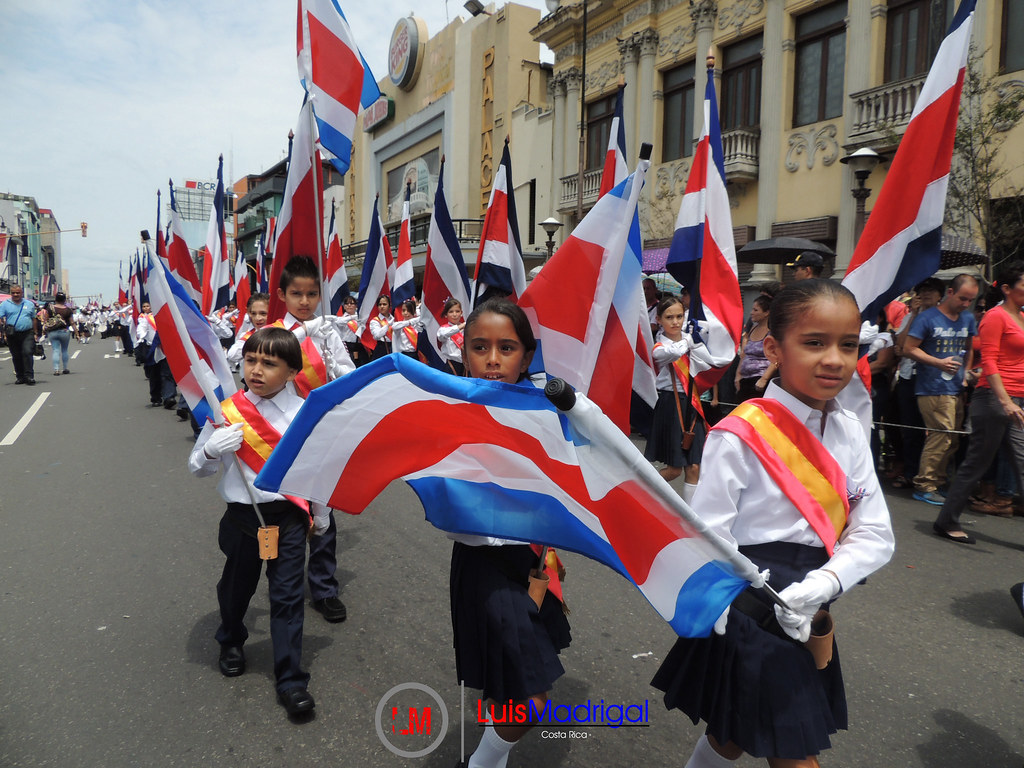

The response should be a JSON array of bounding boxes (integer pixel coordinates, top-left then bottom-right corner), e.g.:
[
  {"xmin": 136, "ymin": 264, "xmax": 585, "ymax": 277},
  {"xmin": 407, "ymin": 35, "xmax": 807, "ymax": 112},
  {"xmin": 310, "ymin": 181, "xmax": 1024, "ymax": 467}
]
[{"xmin": 1, "ymin": 340, "xmax": 1022, "ymax": 767}]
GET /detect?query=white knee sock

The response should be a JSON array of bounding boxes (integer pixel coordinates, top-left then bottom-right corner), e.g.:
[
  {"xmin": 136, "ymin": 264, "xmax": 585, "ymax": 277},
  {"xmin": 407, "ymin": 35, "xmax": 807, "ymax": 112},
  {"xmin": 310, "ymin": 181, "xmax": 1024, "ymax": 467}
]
[
  {"xmin": 684, "ymin": 735, "xmax": 736, "ymax": 768},
  {"xmin": 467, "ymin": 726, "xmax": 515, "ymax": 768},
  {"xmin": 681, "ymin": 481, "xmax": 699, "ymax": 505}
]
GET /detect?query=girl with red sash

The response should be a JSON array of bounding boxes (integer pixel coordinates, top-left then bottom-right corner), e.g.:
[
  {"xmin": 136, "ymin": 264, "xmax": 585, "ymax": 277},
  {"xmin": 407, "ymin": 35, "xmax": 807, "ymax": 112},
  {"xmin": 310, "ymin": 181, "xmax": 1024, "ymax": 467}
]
[
  {"xmin": 652, "ymin": 280, "xmax": 894, "ymax": 768},
  {"xmin": 368, "ymin": 295, "xmax": 394, "ymax": 361},
  {"xmin": 338, "ymin": 295, "xmax": 367, "ymax": 366},
  {"xmin": 437, "ymin": 297, "xmax": 466, "ymax": 376},
  {"xmin": 226, "ymin": 292, "xmax": 270, "ymax": 367},
  {"xmin": 392, "ymin": 299, "xmax": 421, "ymax": 359}
]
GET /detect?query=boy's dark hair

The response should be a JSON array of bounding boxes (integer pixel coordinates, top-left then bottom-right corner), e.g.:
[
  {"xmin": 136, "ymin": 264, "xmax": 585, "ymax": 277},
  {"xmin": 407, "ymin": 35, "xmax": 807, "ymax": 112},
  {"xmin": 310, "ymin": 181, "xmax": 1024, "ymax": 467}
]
[
  {"xmin": 465, "ymin": 297, "xmax": 537, "ymax": 354},
  {"xmin": 241, "ymin": 327, "xmax": 303, "ymax": 371},
  {"xmin": 279, "ymin": 255, "xmax": 320, "ymax": 291},
  {"xmin": 247, "ymin": 292, "xmax": 270, "ymax": 310},
  {"xmin": 948, "ymin": 273, "xmax": 980, "ymax": 294},
  {"xmin": 55, "ymin": 292, "xmax": 66, "ymax": 303},
  {"xmin": 768, "ymin": 278, "xmax": 858, "ymax": 341},
  {"xmin": 913, "ymin": 277, "xmax": 945, "ymax": 295}
]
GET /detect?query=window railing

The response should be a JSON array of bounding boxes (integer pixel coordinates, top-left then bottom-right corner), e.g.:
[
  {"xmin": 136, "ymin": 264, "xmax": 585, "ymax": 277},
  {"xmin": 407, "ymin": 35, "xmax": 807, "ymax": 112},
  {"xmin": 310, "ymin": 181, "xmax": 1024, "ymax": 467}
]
[
  {"xmin": 848, "ymin": 74, "xmax": 927, "ymax": 142},
  {"xmin": 722, "ymin": 127, "xmax": 760, "ymax": 181},
  {"xmin": 558, "ymin": 168, "xmax": 603, "ymax": 213}
]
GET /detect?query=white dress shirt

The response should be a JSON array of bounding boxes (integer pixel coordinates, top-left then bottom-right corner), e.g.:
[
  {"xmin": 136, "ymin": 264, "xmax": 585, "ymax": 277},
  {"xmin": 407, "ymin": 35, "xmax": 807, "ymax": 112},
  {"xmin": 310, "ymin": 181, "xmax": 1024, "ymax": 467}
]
[
  {"xmin": 281, "ymin": 312, "xmax": 355, "ymax": 379},
  {"xmin": 693, "ymin": 381, "xmax": 895, "ymax": 591}
]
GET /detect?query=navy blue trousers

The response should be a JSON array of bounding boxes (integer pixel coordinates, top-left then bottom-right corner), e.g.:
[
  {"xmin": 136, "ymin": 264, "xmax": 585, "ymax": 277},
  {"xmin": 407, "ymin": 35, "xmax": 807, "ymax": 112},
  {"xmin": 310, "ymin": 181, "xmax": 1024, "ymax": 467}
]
[
  {"xmin": 307, "ymin": 510, "xmax": 339, "ymax": 601},
  {"xmin": 215, "ymin": 502, "xmax": 310, "ymax": 693}
]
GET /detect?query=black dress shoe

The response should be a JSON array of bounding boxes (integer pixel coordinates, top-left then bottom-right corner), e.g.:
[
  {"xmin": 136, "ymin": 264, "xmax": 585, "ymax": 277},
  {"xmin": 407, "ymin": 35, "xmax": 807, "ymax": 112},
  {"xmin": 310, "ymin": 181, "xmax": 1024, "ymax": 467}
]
[
  {"xmin": 218, "ymin": 645, "xmax": 246, "ymax": 677},
  {"xmin": 312, "ymin": 596, "xmax": 347, "ymax": 623},
  {"xmin": 25, "ymin": 379, "xmax": 35, "ymax": 386},
  {"xmin": 15, "ymin": 378, "xmax": 25, "ymax": 384},
  {"xmin": 163, "ymin": 397, "xmax": 177, "ymax": 409},
  {"xmin": 278, "ymin": 687, "xmax": 315, "ymax": 717}
]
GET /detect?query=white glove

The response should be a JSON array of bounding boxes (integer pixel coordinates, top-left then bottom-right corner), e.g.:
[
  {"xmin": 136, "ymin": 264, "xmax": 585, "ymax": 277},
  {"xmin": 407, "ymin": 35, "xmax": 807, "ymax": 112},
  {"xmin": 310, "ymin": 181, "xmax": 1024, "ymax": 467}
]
[
  {"xmin": 203, "ymin": 423, "xmax": 244, "ymax": 459},
  {"xmin": 311, "ymin": 513, "xmax": 331, "ymax": 536},
  {"xmin": 713, "ymin": 606, "xmax": 730, "ymax": 636},
  {"xmin": 773, "ymin": 569, "xmax": 841, "ymax": 643}
]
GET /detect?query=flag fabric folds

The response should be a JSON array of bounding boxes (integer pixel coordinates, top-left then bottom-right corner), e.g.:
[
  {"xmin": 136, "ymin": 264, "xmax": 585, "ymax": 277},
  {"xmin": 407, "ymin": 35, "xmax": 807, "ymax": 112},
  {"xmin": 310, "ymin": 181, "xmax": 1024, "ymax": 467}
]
[
  {"xmin": 254, "ymin": 354, "xmax": 758, "ymax": 637},
  {"xmin": 325, "ymin": 205, "xmax": 350, "ymax": 314},
  {"xmin": 598, "ymin": 85, "xmax": 628, "ymax": 199},
  {"xmin": 200, "ymin": 155, "xmax": 232, "ymax": 316},
  {"xmin": 167, "ymin": 181, "xmax": 202, "ymax": 304},
  {"xmin": 234, "ymin": 250, "xmax": 251, "ymax": 333},
  {"xmin": 392, "ymin": 184, "xmax": 416, "ymax": 309},
  {"xmin": 255, "ymin": 225, "xmax": 270, "ymax": 294},
  {"xmin": 118, "ymin": 261, "xmax": 128, "ymax": 305},
  {"xmin": 146, "ymin": 250, "xmax": 237, "ymax": 426},
  {"xmin": 665, "ymin": 68, "xmax": 742, "ymax": 392},
  {"xmin": 296, "ymin": 0, "xmax": 381, "ymax": 174},
  {"xmin": 474, "ymin": 138, "xmax": 527, "ymax": 305},
  {"xmin": 418, "ymin": 160, "xmax": 472, "ymax": 370},
  {"xmin": 356, "ymin": 196, "xmax": 393, "ymax": 351},
  {"xmin": 518, "ymin": 160, "xmax": 656, "ymax": 433},
  {"xmin": 268, "ymin": 99, "xmax": 325, "ymax": 322}
]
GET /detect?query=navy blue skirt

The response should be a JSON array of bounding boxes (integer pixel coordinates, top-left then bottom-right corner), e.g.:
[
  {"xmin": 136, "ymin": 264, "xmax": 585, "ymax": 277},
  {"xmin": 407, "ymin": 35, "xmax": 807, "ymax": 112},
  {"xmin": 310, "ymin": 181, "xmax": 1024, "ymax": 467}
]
[
  {"xmin": 450, "ymin": 542, "xmax": 571, "ymax": 702},
  {"xmin": 650, "ymin": 542, "xmax": 847, "ymax": 759},
  {"xmin": 644, "ymin": 389, "xmax": 706, "ymax": 467}
]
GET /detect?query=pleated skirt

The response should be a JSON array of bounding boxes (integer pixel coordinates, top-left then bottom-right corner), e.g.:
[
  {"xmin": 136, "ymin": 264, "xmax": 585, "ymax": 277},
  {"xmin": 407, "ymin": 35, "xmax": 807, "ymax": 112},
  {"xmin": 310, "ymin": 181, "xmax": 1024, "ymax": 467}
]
[
  {"xmin": 650, "ymin": 542, "xmax": 847, "ymax": 759},
  {"xmin": 643, "ymin": 389, "xmax": 707, "ymax": 467},
  {"xmin": 450, "ymin": 542, "xmax": 571, "ymax": 702}
]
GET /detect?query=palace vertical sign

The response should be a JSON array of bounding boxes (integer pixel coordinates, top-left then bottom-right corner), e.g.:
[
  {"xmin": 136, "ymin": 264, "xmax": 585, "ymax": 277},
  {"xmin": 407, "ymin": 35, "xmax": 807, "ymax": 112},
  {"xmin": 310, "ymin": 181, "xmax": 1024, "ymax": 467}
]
[{"xmin": 480, "ymin": 46, "xmax": 495, "ymax": 214}]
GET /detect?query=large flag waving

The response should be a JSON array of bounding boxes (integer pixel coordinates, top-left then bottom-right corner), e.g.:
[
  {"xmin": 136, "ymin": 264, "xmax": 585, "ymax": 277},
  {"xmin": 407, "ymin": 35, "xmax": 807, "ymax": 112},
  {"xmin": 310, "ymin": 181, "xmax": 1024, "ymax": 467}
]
[
  {"xmin": 392, "ymin": 183, "xmax": 416, "ymax": 308},
  {"xmin": 297, "ymin": 0, "xmax": 381, "ymax": 174},
  {"xmin": 167, "ymin": 181, "xmax": 202, "ymax": 304},
  {"xmin": 254, "ymin": 355, "xmax": 762, "ymax": 637},
  {"xmin": 598, "ymin": 84, "xmax": 628, "ymax": 198},
  {"xmin": 268, "ymin": 99, "xmax": 325, "ymax": 322},
  {"xmin": 842, "ymin": 0, "xmax": 976, "ymax": 323},
  {"xmin": 118, "ymin": 261, "xmax": 128, "ymax": 305},
  {"xmin": 146, "ymin": 250, "xmax": 237, "ymax": 426},
  {"xmin": 473, "ymin": 137, "xmax": 527, "ymax": 305},
  {"xmin": 518, "ymin": 152, "xmax": 655, "ymax": 433},
  {"xmin": 356, "ymin": 196, "xmax": 393, "ymax": 351},
  {"xmin": 325, "ymin": 205, "xmax": 350, "ymax": 314},
  {"xmin": 665, "ymin": 62, "xmax": 742, "ymax": 391},
  {"xmin": 234, "ymin": 250, "xmax": 251, "ymax": 333},
  {"xmin": 200, "ymin": 155, "xmax": 231, "ymax": 316},
  {"xmin": 418, "ymin": 160, "xmax": 472, "ymax": 370}
]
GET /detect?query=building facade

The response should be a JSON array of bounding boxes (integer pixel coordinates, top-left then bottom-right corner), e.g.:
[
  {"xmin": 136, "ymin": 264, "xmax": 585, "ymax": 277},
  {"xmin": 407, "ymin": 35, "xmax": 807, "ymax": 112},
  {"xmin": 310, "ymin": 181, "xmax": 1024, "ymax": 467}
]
[{"xmin": 0, "ymin": 193, "xmax": 63, "ymax": 300}]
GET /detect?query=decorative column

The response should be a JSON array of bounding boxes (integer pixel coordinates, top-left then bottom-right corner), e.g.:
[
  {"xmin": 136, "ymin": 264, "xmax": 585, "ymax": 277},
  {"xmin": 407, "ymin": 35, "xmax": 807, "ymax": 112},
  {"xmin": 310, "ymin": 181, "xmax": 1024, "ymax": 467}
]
[
  {"xmin": 550, "ymin": 73, "xmax": 567, "ymax": 207},
  {"xmin": 690, "ymin": 0, "xmax": 717, "ymax": 148},
  {"xmin": 637, "ymin": 29, "xmax": 659, "ymax": 150},
  {"xmin": 618, "ymin": 37, "xmax": 641, "ymax": 161},
  {"xmin": 564, "ymin": 67, "xmax": 582, "ymax": 180}
]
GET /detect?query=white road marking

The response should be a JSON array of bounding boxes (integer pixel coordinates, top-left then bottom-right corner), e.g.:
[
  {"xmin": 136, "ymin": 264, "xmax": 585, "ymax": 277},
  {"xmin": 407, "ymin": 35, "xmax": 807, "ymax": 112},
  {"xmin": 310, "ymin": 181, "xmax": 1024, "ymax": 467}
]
[
  {"xmin": 71, "ymin": 350, "xmax": 81, "ymax": 360},
  {"xmin": 1, "ymin": 392, "xmax": 51, "ymax": 446}
]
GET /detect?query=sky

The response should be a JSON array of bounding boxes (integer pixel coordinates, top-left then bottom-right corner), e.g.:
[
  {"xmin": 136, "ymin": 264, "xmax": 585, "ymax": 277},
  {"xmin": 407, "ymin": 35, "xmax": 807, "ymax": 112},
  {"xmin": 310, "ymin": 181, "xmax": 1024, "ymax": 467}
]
[{"xmin": 0, "ymin": 0, "xmax": 549, "ymax": 301}]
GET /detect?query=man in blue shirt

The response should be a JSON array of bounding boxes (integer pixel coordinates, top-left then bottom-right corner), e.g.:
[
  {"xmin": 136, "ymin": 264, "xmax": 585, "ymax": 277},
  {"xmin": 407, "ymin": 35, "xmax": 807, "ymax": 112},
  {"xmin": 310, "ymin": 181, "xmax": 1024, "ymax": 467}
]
[
  {"xmin": 904, "ymin": 274, "xmax": 980, "ymax": 505},
  {"xmin": 0, "ymin": 285, "xmax": 39, "ymax": 385}
]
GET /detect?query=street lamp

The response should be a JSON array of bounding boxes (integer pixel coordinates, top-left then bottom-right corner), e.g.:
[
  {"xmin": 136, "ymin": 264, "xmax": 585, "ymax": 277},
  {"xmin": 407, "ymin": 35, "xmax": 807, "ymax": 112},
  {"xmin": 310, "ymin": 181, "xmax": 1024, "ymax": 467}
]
[
  {"xmin": 840, "ymin": 147, "xmax": 882, "ymax": 243},
  {"xmin": 540, "ymin": 216, "xmax": 563, "ymax": 262}
]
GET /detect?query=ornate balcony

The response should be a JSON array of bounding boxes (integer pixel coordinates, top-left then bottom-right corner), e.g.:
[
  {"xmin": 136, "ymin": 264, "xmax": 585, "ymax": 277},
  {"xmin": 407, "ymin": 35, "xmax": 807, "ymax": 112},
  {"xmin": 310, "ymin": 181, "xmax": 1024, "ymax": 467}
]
[
  {"xmin": 558, "ymin": 168, "xmax": 603, "ymax": 214},
  {"xmin": 848, "ymin": 74, "xmax": 927, "ymax": 147},
  {"xmin": 722, "ymin": 127, "xmax": 760, "ymax": 182}
]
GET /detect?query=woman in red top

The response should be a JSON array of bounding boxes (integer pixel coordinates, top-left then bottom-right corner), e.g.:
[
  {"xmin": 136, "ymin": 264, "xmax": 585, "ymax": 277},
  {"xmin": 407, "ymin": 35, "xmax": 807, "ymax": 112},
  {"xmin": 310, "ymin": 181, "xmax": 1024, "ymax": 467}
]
[{"xmin": 933, "ymin": 261, "xmax": 1024, "ymax": 544}]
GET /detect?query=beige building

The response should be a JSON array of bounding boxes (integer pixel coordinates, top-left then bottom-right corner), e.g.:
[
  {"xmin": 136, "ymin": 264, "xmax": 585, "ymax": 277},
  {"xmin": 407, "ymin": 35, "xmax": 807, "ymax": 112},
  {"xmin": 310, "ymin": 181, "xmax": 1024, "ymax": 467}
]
[
  {"xmin": 533, "ymin": 0, "xmax": 1024, "ymax": 282},
  {"xmin": 345, "ymin": 4, "xmax": 555, "ymax": 276}
]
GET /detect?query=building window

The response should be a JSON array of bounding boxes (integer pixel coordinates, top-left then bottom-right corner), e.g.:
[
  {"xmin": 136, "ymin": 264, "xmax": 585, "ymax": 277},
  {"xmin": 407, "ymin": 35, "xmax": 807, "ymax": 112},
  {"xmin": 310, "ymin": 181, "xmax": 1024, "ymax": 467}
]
[
  {"xmin": 585, "ymin": 93, "xmax": 618, "ymax": 171},
  {"xmin": 1003, "ymin": 0, "xmax": 1024, "ymax": 73},
  {"xmin": 721, "ymin": 35, "xmax": 762, "ymax": 131},
  {"xmin": 794, "ymin": 3, "xmax": 846, "ymax": 127},
  {"xmin": 885, "ymin": 0, "xmax": 953, "ymax": 82},
  {"xmin": 662, "ymin": 61, "xmax": 696, "ymax": 161}
]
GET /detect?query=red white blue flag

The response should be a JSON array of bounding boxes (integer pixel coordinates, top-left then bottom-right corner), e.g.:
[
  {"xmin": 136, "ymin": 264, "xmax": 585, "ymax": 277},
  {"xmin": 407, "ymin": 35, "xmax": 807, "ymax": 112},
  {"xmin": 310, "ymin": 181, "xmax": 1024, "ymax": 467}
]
[
  {"xmin": 118, "ymin": 261, "xmax": 128, "ymax": 305},
  {"xmin": 297, "ymin": 0, "xmax": 381, "ymax": 174},
  {"xmin": 254, "ymin": 354, "xmax": 760, "ymax": 637},
  {"xmin": 598, "ymin": 84, "xmax": 628, "ymax": 199},
  {"xmin": 392, "ymin": 183, "xmax": 416, "ymax": 308},
  {"xmin": 666, "ymin": 68, "xmax": 742, "ymax": 391},
  {"xmin": 146, "ymin": 249, "xmax": 236, "ymax": 426},
  {"xmin": 255, "ymin": 224, "xmax": 270, "ymax": 294},
  {"xmin": 418, "ymin": 160, "xmax": 472, "ymax": 370},
  {"xmin": 233, "ymin": 249, "xmax": 251, "ymax": 334},
  {"xmin": 518, "ymin": 159, "xmax": 656, "ymax": 434},
  {"xmin": 325, "ymin": 204, "xmax": 350, "ymax": 314},
  {"xmin": 200, "ymin": 155, "xmax": 231, "ymax": 316},
  {"xmin": 474, "ymin": 137, "xmax": 526, "ymax": 305},
  {"xmin": 842, "ymin": 0, "xmax": 976, "ymax": 323},
  {"xmin": 356, "ymin": 195, "xmax": 393, "ymax": 351},
  {"xmin": 167, "ymin": 180, "xmax": 202, "ymax": 305}
]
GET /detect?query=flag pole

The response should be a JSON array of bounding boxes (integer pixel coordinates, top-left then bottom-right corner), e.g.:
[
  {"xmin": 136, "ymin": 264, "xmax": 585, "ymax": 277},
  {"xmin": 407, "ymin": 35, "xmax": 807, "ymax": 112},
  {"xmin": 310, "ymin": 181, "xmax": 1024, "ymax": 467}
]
[{"xmin": 306, "ymin": 100, "xmax": 334, "ymax": 377}]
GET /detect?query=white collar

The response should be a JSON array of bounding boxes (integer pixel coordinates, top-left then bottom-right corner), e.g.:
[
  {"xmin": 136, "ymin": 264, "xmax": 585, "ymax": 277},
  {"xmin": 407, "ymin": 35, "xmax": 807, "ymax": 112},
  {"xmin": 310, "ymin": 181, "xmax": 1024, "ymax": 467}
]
[{"xmin": 764, "ymin": 380, "xmax": 838, "ymax": 428}]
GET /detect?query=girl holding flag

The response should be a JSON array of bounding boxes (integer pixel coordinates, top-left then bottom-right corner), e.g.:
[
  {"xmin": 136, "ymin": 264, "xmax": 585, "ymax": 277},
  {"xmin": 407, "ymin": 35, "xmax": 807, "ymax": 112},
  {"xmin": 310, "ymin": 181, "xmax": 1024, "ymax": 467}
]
[{"xmin": 652, "ymin": 280, "xmax": 894, "ymax": 767}]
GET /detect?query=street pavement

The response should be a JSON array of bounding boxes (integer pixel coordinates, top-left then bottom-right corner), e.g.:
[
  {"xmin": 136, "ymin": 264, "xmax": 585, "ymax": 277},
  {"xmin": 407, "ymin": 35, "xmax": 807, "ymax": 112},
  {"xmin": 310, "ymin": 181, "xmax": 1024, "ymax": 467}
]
[{"xmin": 1, "ymin": 340, "xmax": 1022, "ymax": 767}]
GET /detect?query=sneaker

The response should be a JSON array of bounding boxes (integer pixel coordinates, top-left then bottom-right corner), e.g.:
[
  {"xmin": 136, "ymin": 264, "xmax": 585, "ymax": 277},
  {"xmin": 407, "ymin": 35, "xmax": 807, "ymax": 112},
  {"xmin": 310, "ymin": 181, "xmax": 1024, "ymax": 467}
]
[{"xmin": 913, "ymin": 491, "xmax": 945, "ymax": 506}]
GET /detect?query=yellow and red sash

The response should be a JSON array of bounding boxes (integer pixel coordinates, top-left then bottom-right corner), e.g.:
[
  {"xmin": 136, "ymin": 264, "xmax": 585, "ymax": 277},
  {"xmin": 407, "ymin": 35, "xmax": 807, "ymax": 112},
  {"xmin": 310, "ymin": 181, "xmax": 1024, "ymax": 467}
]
[
  {"xmin": 655, "ymin": 344, "xmax": 705, "ymax": 420},
  {"xmin": 441, "ymin": 323, "xmax": 464, "ymax": 349},
  {"xmin": 271, "ymin": 320, "xmax": 328, "ymax": 398},
  {"xmin": 220, "ymin": 391, "xmax": 311, "ymax": 519},
  {"xmin": 713, "ymin": 398, "xmax": 849, "ymax": 554},
  {"xmin": 401, "ymin": 325, "xmax": 418, "ymax": 348},
  {"xmin": 346, "ymin": 318, "xmax": 359, "ymax": 334}
]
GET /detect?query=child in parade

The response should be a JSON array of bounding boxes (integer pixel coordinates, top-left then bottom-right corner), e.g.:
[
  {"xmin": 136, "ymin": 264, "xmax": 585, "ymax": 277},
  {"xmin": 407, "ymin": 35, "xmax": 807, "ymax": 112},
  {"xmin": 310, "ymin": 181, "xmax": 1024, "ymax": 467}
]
[
  {"xmin": 392, "ymin": 299, "xmax": 421, "ymax": 359},
  {"xmin": 453, "ymin": 298, "xmax": 571, "ymax": 768},
  {"xmin": 276, "ymin": 255, "xmax": 353, "ymax": 623},
  {"xmin": 136, "ymin": 302, "xmax": 177, "ymax": 407},
  {"xmin": 369, "ymin": 294, "xmax": 394, "ymax": 360},
  {"xmin": 338, "ymin": 295, "xmax": 366, "ymax": 366},
  {"xmin": 644, "ymin": 295, "xmax": 706, "ymax": 505},
  {"xmin": 189, "ymin": 327, "xmax": 328, "ymax": 718},
  {"xmin": 226, "ymin": 292, "xmax": 271, "ymax": 367},
  {"xmin": 438, "ymin": 297, "xmax": 466, "ymax": 376},
  {"xmin": 651, "ymin": 279, "xmax": 894, "ymax": 768}
]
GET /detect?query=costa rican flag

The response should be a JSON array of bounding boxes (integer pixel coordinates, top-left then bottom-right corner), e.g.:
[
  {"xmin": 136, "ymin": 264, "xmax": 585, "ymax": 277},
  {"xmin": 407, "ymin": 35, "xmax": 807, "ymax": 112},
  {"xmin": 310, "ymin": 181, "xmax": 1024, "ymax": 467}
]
[
  {"xmin": 167, "ymin": 181, "xmax": 202, "ymax": 304},
  {"xmin": 255, "ymin": 225, "xmax": 270, "ymax": 293},
  {"xmin": 297, "ymin": 0, "xmax": 381, "ymax": 174},
  {"xmin": 666, "ymin": 65, "xmax": 742, "ymax": 391},
  {"xmin": 473, "ymin": 137, "xmax": 527, "ymax": 305},
  {"xmin": 200, "ymin": 155, "xmax": 231, "ymax": 316},
  {"xmin": 518, "ymin": 155, "xmax": 656, "ymax": 434},
  {"xmin": 598, "ymin": 84, "xmax": 628, "ymax": 198},
  {"xmin": 233, "ymin": 249, "xmax": 251, "ymax": 333},
  {"xmin": 356, "ymin": 195, "xmax": 393, "ymax": 351},
  {"xmin": 40, "ymin": 274, "xmax": 52, "ymax": 295},
  {"xmin": 418, "ymin": 159, "xmax": 472, "ymax": 370},
  {"xmin": 392, "ymin": 183, "xmax": 416, "ymax": 308},
  {"xmin": 146, "ymin": 249, "xmax": 236, "ymax": 426},
  {"xmin": 118, "ymin": 261, "xmax": 128, "ymax": 305},
  {"xmin": 254, "ymin": 355, "xmax": 761, "ymax": 637},
  {"xmin": 325, "ymin": 204, "xmax": 350, "ymax": 314},
  {"xmin": 268, "ymin": 99, "xmax": 325, "ymax": 322}
]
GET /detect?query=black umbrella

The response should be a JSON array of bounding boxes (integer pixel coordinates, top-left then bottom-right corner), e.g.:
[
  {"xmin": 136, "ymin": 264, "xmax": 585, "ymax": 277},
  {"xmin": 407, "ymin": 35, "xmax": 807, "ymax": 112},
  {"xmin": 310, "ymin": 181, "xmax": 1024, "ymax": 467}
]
[
  {"xmin": 939, "ymin": 233, "xmax": 988, "ymax": 270},
  {"xmin": 736, "ymin": 237, "xmax": 836, "ymax": 265}
]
